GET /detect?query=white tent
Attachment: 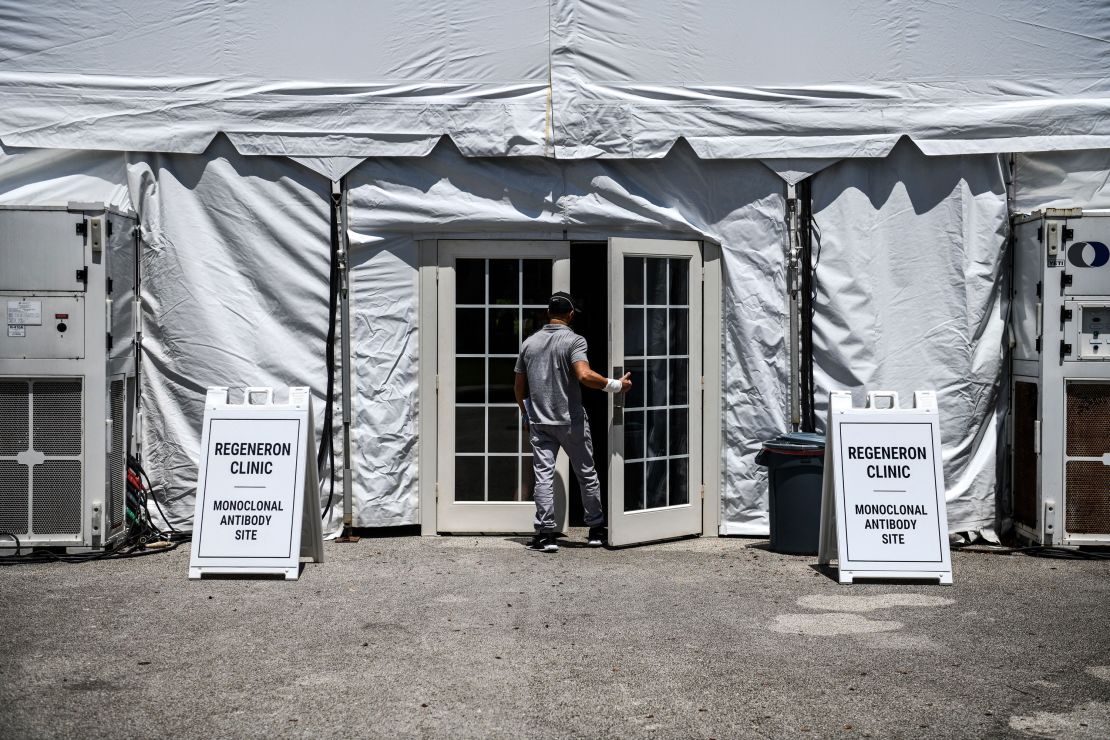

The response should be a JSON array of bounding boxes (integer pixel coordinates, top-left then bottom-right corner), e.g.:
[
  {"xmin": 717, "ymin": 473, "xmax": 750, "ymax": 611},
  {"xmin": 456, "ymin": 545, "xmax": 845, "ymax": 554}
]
[{"xmin": 2, "ymin": 1, "xmax": 1109, "ymax": 538}]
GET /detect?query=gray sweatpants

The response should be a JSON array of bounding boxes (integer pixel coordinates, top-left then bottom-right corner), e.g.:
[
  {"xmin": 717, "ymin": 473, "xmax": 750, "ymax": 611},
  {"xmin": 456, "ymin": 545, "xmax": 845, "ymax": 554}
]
[{"xmin": 530, "ymin": 416, "xmax": 605, "ymax": 532}]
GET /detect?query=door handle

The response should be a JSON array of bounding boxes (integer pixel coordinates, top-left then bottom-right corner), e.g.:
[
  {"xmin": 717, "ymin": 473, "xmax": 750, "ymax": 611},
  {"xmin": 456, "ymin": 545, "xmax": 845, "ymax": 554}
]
[{"xmin": 612, "ymin": 365, "xmax": 624, "ymax": 426}]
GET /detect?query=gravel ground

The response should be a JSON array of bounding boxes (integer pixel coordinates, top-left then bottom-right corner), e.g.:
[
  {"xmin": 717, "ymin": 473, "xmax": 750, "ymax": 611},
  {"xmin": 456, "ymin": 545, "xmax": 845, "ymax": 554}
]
[{"xmin": 1, "ymin": 532, "xmax": 1109, "ymax": 739}]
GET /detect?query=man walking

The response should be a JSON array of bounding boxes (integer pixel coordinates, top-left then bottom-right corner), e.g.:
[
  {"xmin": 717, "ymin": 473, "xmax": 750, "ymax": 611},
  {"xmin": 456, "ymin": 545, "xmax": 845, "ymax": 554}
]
[{"xmin": 514, "ymin": 292, "xmax": 631, "ymax": 552}]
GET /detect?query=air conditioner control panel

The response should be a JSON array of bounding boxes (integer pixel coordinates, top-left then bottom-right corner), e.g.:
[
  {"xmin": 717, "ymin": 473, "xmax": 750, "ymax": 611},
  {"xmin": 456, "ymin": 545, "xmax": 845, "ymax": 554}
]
[
  {"xmin": 1063, "ymin": 301, "xmax": 1110, "ymax": 361},
  {"xmin": 1, "ymin": 294, "xmax": 85, "ymax": 360}
]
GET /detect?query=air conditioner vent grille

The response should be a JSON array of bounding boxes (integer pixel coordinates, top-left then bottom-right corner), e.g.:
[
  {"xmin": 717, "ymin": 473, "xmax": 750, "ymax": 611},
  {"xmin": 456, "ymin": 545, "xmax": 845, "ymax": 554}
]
[
  {"xmin": 109, "ymin": 379, "xmax": 125, "ymax": 529},
  {"xmin": 1066, "ymin": 383, "xmax": 1110, "ymax": 458},
  {"xmin": 32, "ymin": 460, "xmax": 82, "ymax": 534},
  {"xmin": 0, "ymin": 460, "xmax": 29, "ymax": 535},
  {"xmin": 1065, "ymin": 462, "xmax": 1110, "ymax": 535},
  {"xmin": 0, "ymin": 381, "xmax": 29, "ymax": 456},
  {"xmin": 32, "ymin": 380, "xmax": 82, "ymax": 456}
]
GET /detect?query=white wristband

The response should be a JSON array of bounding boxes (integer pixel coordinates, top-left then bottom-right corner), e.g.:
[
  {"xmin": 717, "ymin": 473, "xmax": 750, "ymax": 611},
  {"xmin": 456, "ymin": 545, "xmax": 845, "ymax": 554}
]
[{"xmin": 604, "ymin": 378, "xmax": 623, "ymax": 393}]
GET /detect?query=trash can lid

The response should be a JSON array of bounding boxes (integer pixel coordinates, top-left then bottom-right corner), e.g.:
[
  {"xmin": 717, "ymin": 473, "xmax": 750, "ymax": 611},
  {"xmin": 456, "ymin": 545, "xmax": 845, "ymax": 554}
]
[{"xmin": 761, "ymin": 431, "xmax": 826, "ymax": 454}]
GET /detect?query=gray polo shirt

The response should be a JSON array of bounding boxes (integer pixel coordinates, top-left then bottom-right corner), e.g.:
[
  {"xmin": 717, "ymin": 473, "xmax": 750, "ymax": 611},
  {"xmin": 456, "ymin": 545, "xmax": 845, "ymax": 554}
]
[{"xmin": 515, "ymin": 324, "xmax": 589, "ymax": 425}]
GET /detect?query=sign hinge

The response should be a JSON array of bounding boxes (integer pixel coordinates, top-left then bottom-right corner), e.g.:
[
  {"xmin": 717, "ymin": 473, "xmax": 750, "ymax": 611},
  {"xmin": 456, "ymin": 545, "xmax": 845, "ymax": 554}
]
[{"xmin": 1060, "ymin": 340, "xmax": 1072, "ymax": 360}]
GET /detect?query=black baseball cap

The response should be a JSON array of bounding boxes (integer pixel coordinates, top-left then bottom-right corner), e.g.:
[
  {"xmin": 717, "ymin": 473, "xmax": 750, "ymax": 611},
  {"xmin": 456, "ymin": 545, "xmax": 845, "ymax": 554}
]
[{"xmin": 548, "ymin": 291, "xmax": 581, "ymax": 314}]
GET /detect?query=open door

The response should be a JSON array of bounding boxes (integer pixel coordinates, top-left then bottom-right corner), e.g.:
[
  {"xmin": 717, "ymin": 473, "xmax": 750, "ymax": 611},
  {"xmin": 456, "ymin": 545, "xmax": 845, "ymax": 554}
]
[
  {"xmin": 436, "ymin": 241, "xmax": 570, "ymax": 533},
  {"xmin": 607, "ymin": 238, "xmax": 703, "ymax": 546}
]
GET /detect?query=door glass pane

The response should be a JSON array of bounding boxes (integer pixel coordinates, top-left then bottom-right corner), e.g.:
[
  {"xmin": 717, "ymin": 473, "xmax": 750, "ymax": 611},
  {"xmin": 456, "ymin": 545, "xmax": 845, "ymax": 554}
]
[
  {"xmin": 522, "ymin": 259, "xmax": 552, "ymax": 304},
  {"xmin": 489, "ymin": 308, "xmax": 519, "ymax": 354},
  {"xmin": 669, "ymin": 457, "xmax": 689, "ymax": 505},
  {"xmin": 457, "ymin": 309, "xmax": 485, "ymax": 354},
  {"xmin": 625, "ymin": 308, "xmax": 644, "ymax": 357},
  {"xmin": 646, "ymin": 459, "xmax": 667, "ymax": 509},
  {"xmin": 669, "ymin": 358, "xmax": 688, "ymax": 406},
  {"xmin": 456, "ymin": 358, "xmax": 485, "ymax": 404},
  {"xmin": 455, "ymin": 457, "xmax": 484, "ymax": 501},
  {"xmin": 668, "ymin": 408, "xmax": 688, "ymax": 455},
  {"xmin": 489, "ymin": 260, "xmax": 519, "ymax": 304},
  {"xmin": 623, "ymin": 256, "xmax": 691, "ymax": 511},
  {"xmin": 645, "ymin": 259, "xmax": 667, "ymax": 304},
  {"xmin": 669, "ymin": 259, "xmax": 689, "ymax": 305},
  {"xmin": 457, "ymin": 259, "xmax": 485, "ymax": 304},
  {"xmin": 624, "ymin": 359, "xmax": 645, "ymax": 409},
  {"xmin": 645, "ymin": 358, "xmax": 667, "ymax": 407},
  {"xmin": 488, "ymin": 358, "xmax": 517, "ymax": 404},
  {"xmin": 454, "ymin": 256, "xmax": 552, "ymax": 503},
  {"xmin": 669, "ymin": 308, "xmax": 688, "ymax": 355},
  {"xmin": 487, "ymin": 457, "xmax": 518, "ymax": 501},
  {"xmin": 456, "ymin": 407, "xmax": 484, "ymax": 453},
  {"xmin": 624, "ymin": 257, "xmax": 644, "ymax": 304},
  {"xmin": 487, "ymin": 407, "xmax": 519, "ymax": 453},
  {"xmin": 646, "ymin": 308, "xmax": 667, "ymax": 355},
  {"xmin": 646, "ymin": 409, "xmax": 667, "ymax": 458},
  {"xmin": 624, "ymin": 461, "xmax": 644, "ymax": 511}
]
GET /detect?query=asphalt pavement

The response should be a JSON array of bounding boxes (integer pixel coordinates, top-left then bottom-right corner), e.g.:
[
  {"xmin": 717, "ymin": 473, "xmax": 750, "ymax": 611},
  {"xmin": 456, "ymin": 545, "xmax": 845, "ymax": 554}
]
[{"xmin": 1, "ymin": 532, "xmax": 1109, "ymax": 739}]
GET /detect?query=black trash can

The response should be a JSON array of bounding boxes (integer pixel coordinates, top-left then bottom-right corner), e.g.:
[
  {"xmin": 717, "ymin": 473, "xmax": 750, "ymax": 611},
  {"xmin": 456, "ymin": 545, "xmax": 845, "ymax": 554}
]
[{"xmin": 755, "ymin": 432, "xmax": 826, "ymax": 555}]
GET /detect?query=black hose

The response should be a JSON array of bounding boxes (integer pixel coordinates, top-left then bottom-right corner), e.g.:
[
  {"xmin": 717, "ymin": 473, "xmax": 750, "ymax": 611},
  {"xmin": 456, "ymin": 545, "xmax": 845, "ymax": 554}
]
[{"xmin": 318, "ymin": 186, "xmax": 341, "ymax": 521}]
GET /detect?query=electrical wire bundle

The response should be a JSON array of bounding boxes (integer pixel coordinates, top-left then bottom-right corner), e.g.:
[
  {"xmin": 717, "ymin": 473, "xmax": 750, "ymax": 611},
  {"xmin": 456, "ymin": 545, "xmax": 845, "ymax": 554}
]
[
  {"xmin": 952, "ymin": 540, "xmax": 1110, "ymax": 560},
  {"xmin": 0, "ymin": 456, "xmax": 190, "ymax": 565}
]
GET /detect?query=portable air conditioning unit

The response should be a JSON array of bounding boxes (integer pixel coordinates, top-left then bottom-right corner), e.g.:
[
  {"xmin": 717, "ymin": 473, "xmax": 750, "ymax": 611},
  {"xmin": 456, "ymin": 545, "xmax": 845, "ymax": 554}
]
[
  {"xmin": 1011, "ymin": 208, "xmax": 1110, "ymax": 546},
  {"xmin": 0, "ymin": 204, "xmax": 140, "ymax": 552}
]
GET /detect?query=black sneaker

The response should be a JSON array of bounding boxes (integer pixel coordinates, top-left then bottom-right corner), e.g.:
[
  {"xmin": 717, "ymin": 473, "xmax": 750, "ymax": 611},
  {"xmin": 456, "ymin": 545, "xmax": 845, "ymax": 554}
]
[
  {"xmin": 587, "ymin": 527, "xmax": 607, "ymax": 547},
  {"xmin": 530, "ymin": 532, "xmax": 559, "ymax": 552}
]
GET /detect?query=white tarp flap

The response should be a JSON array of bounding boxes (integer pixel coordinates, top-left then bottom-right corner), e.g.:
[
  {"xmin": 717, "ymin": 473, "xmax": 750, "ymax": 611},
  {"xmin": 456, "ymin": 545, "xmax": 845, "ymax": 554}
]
[
  {"xmin": 342, "ymin": 235, "xmax": 421, "ymax": 528},
  {"xmin": 0, "ymin": 1, "xmax": 550, "ymax": 156},
  {"xmin": 551, "ymin": 0, "xmax": 1110, "ymax": 158},
  {"xmin": 346, "ymin": 141, "xmax": 787, "ymax": 533},
  {"xmin": 810, "ymin": 141, "xmax": 1009, "ymax": 537},
  {"xmin": 124, "ymin": 137, "xmax": 342, "ymax": 532},
  {"xmin": 0, "ymin": 143, "xmax": 130, "ymax": 208},
  {"xmin": 759, "ymin": 159, "xmax": 844, "ymax": 187},
  {"xmin": 1014, "ymin": 150, "xmax": 1110, "ymax": 212},
  {"xmin": 1, "ymin": 2, "xmax": 1108, "ymax": 157}
]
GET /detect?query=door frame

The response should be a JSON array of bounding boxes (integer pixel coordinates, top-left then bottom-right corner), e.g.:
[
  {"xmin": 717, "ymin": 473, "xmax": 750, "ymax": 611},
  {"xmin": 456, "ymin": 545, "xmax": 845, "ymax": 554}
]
[{"xmin": 417, "ymin": 236, "xmax": 722, "ymax": 537}]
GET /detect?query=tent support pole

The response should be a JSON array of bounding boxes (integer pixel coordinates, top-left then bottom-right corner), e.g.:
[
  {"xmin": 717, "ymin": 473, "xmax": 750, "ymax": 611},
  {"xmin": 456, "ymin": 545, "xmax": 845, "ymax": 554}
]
[
  {"xmin": 336, "ymin": 177, "xmax": 358, "ymax": 541},
  {"xmin": 786, "ymin": 183, "xmax": 802, "ymax": 431}
]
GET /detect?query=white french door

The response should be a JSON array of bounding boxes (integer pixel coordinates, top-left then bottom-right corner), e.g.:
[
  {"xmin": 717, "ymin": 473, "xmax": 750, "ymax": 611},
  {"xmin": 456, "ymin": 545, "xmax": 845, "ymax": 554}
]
[
  {"xmin": 607, "ymin": 238, "xmax": 704, "ymax": 546},
  {"xmin": 436, "ymin": 241, "xmax": 570, "ymax": 533}
]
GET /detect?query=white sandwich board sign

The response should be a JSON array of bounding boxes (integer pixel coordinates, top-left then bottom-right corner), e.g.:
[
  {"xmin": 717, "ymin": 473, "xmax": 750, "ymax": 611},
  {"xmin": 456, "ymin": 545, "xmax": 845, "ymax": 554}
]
[
  {"xmin": 818, "ymin": 390, "xmax": 953, "ymax": 585},
  {"xmin": 189, "ymin": 386, "xmax": 324, "ymax": 580}
]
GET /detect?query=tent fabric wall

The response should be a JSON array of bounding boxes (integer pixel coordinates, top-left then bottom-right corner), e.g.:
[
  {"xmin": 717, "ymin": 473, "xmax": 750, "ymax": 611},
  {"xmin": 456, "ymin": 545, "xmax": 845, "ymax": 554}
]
[
  {"xmin": 1014, "ymin": 151, "xmax": 1110, "ymax": 212},
  {"xmin": 0, "ymin": 144, "xmax": 130, "ymax": 208},
  {"xmin": 809, "ymin": 141, "xmax": 1009, "ymax": 537},
  {"xmin": 1, "ymin": 2, "xmax": 1108, "ymax": 158},
  {"xmin": 345, "ymin": 142, "xmax": 787, "ymax": 533},
  {"xmin": 124, "ymin": 138, "xmax": 340, "ymax": 531}
]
